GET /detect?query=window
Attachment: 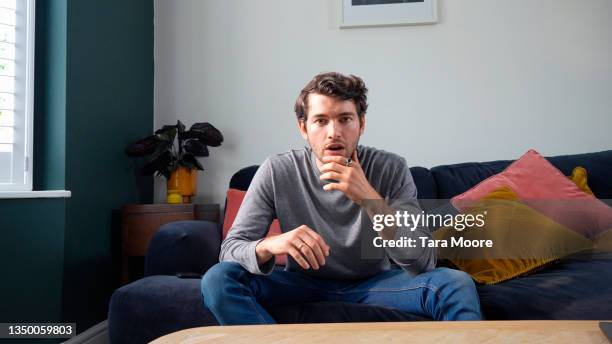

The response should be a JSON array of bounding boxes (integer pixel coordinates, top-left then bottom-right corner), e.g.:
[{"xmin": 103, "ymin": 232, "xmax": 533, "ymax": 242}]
[{"xmin": 0, "ymin": 0, "xmax": 35, "ymax": 191}]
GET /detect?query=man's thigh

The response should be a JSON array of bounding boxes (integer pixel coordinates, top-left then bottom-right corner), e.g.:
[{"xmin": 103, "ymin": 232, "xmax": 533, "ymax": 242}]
[
  {"xmin": 335, "ymin": 267, "xmax": 454, "ymax": 317},
  {"xmin": 247, "ymin": 266, "xmax": 335, "ymax": 308}
]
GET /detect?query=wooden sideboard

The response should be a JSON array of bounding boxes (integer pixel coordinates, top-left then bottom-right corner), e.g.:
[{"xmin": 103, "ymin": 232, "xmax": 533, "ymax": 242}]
[{"xmin": 120, "ymin": 203, "xmax": 220, "ymax": 284}]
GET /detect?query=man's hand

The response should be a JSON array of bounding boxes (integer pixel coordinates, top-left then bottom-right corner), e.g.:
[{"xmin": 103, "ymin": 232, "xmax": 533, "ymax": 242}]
[
  {"xmin": 319, "ymin": 150, "xmax": 382, "ymax": 205},
  {"xmin": 255, "ymin": 225, "xmax": 330, "ymax": 270}
]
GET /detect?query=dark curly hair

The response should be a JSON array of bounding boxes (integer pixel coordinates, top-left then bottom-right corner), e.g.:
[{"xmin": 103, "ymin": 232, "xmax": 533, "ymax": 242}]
[{"xmin": 294, "ymin": 72, "xmax": 368, "ymax": 121}]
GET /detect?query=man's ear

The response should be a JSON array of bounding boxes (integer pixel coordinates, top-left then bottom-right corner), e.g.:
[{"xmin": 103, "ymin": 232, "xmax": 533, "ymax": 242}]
[
  {"xmin": 298, "ymin": 119, "xmax": 308, "ymax": 140},
  {"xmin": 359, "ymin": 115, "xmax": 366, "ymax": 136}
]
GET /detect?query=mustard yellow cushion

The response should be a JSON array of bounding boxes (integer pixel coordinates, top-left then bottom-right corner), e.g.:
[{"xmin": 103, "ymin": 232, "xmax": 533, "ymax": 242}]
[
  {"xmin": 435, "ymin": 187, "xmax": 593, "ymax": 284},
  {"xmin": 568, "ymin": 166, "xmax": 594, "ymax": 196}
]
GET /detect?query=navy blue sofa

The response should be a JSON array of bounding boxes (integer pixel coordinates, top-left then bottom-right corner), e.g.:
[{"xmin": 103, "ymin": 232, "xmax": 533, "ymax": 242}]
[{"xmin": 108, "ymin": 150, "xmax": 612, "ymax": 343}]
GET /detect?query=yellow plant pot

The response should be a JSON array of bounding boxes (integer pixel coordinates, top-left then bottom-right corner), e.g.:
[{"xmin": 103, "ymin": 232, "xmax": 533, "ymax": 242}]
[{"xmin": 167, "ymin": 167, "xmax": 198, "ymax": 203}]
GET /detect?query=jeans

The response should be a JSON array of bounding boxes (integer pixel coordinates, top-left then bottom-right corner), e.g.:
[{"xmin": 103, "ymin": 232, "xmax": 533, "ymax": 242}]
[{"xmin": 201, "ymin": 262, "xmax": 482, "ymax": 325}]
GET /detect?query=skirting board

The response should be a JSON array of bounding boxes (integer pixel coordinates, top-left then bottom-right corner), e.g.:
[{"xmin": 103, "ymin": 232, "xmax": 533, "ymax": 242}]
[{"xmin": 63, "ymin": 320, "xmax": 109, "ymax": 344}]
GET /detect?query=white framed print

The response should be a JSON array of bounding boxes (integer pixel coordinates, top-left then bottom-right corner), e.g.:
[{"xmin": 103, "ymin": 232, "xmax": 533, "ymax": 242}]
[{"xmin": 340, "ymin": 0, "xmax": 438, "ymax": 28}]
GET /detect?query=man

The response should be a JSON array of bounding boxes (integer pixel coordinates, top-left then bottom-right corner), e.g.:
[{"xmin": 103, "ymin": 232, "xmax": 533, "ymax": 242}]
[{"xmin": 201, "ymin": 72, "xmax": 481, "ymax": 324}]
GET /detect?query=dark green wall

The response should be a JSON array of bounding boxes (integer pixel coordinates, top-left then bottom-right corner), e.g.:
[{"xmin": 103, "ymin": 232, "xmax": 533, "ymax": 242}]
[
  {"xmin": 0, "ymin": 0, "xmax": 153, "ymax": 336},
  {"xmin": 62, "ymin": 0, "xmax": 154, "ymax": 329},
  {"xmin": 34, "ymin": 0, "xmax": 67, "ymax": 191},
  {"xmin": 0, "ymin": 200, "xmax": 65, "ymax": 320}
]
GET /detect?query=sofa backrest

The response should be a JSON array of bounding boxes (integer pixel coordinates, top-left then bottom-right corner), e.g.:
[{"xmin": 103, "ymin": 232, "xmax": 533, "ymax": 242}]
[
  {"xmin": 228, "ymin": 150, "xmax": 612, "ymax": 200},
  {"xmin": 228, "ymin": 165, "xmax": 437, "ymax": 198},
  {"xmin": 431, "ymin": 150, "xmax": 612, "ymax": 199},
  {"xmin": 229, "ymin": 165, "xmax": 259, "ymax": 191}
]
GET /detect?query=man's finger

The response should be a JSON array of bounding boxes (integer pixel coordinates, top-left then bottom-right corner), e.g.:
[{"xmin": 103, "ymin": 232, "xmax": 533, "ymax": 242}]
[
  {"xmin": 323, "ymin": 182, "xmax": 345, "ymax": 192},
  {"xmin": 321, "ymin": 156, "xmax": 348, "ymax": 164},
  {"xmin": 294, "ymin": 241, "xmax": 319, "ymax": 270},
  {"xmin": 351, "ymin": 149, "xmax": 359, "ymax": 165},
  {"xmin": 319, "ymin": 171, "xmax": 343, "ymax": 182},
  {"xmin": 319, "ymin": 162, "xmax": 345, "ymax": 173},
  {"xmin": 300, "ymin": 232, "xmax": 326, "ymax": 266},
  {"xmin": 301, "ymin": 226, "xmax": 331, "ymax": 256},
  {"xmin": 288, "ymin": 247, "xmax": 310, "ymax": 269}
]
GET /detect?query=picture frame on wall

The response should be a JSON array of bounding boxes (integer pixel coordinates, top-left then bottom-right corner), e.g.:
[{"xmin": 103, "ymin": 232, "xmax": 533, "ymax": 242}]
[{"xmin": 340, "ymin": 0, "xmax": 438, "ymax": 28}]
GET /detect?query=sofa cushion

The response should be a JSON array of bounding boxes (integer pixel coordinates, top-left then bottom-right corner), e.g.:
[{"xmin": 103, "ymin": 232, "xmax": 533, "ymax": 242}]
[
  {"xmin": 409, "ymin": 166, "xmax": 437, "ymax": 201},
  {"xmin": 431, "ymin": 150, "xmax": 612, "ymax": 199},
  {"xmin": 109, "ymin": 275, "xmax": 427, "ymax": 344},
  {"xmin": 144, "ymin": 220, "xmax": 221, "ymax": 277},
  {"xmin": 569, "ymin": 166, "xmax": 594, "ymax": 196},
  {"xmin": 110, "ymin": 254, "xmax": 612, "ymax": 343},
  {"xmin": 229, "ymin": 165, "xmax": 260, "ymax": 191},
  {"xmin": 450, "ymin": 150, "xmax": 612, "ymax": 238},
  {"xmin": 435, "ymin": 186, "xmax": 594, "ymax": 284},
  {"xmin": 477, "ymin": 251, "xmax": 612, "ymax": 319},
  {"xmin": 109, "ymin": 276, "xmax": 217, "ymax": 344},
  {"xmin": 223, "ymin": 188, "xmax": 287, "ymax": 265}
]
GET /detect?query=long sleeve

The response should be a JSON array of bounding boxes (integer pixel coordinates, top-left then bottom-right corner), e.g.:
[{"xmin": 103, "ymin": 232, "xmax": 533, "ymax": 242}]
[
  {"xmin": 383, "ymin": 159, "xmax": 437, "ymax": 274},
  {"xmin": 220, "ymin": 158, "xmax": 277, "ymax": 275}
]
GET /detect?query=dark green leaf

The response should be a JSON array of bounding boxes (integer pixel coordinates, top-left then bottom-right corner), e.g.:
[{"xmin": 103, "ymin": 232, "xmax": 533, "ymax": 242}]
[
  {"xmin": 156, "ymin": 127, "xmax": 177, "ymax": 143},
  {"xmin": 150, "ymin": 139, "xmax": 173, "ymax": 162},
  {"xmin": 177, "ymin": 120, "xmax": 185, "ymax": 133},
  {"xmin": 180, "ymin": 153, "xmax": 204, "ymax": 171},
  {"xmin": 189, "ymin": 122, "xmax": 224, "ymax": 147},
  {"xmin": 184, "ymin": 139, "xmax": 209, "ymax": 157},
  {"xmin": 154, "ymin": 124, "xmax": 176, "ymax": 135},
  {"xmin": 125, "ymin": 135, "xmax": 162, "ymax": 157},
  {"xmin": 141, "ymin": 151, "xmax": 172, "ymax": 176}
]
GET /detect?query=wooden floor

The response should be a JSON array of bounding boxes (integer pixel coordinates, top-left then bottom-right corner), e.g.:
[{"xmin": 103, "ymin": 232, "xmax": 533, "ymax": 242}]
[{"xmin": 152, "ymin": 320, "xmax": 610, "ymax": 344}]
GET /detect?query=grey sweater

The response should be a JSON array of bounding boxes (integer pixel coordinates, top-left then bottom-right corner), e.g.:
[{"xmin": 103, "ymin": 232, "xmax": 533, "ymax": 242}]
[{"xmin": 220, "ymin": 145, "xmax": 436, "ymax": 280}]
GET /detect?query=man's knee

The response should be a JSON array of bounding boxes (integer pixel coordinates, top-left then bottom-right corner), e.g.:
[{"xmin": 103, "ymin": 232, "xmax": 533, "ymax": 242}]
[
  {"xmin": 201, "ymin": 262, "xmax": 246, "ymax": 308},
  {"xmin": 429, "ymin": 267, "xmax": 477, "ymax": 292}
]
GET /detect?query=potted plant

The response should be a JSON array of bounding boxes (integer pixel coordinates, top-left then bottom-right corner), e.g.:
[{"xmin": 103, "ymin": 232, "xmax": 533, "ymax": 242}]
[{"xmin": 125, "ymin": 120, "xmax": 223, "ymax": 203}]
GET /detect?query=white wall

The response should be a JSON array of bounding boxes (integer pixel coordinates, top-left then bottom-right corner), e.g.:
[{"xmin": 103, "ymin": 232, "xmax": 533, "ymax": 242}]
[{"xmin": 154, "ymin": 0, "xmax": 612, "ymax": 205}]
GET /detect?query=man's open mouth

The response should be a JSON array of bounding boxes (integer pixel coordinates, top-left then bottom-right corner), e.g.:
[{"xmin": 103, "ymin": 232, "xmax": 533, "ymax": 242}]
[{"xmin": 324, "ymin": 143, "xmax": 345, "ymax": 155}]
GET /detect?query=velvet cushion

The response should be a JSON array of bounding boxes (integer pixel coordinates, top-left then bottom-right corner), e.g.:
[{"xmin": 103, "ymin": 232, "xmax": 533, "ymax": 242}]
[
  {"xmin": 409, "ymin": 166, "xmax": 437, "ymax": 200},
  {"xmin": 435, "ymin": 187, "xmax": 593, "ymax": 284},
  {"xmin": 451, "ymin": 150, "xmax": 612, "ymax": 238},
  {"xmin": 144, "ymin": 220, "xmax": 221, "ymax": 277},
  {"xmin": 223, "ymin": 188, "xmax": 286, "ymax": 265},
  {"xmin": 109, "ymin": 275, "xmax": 427, "ymax": 344},
  {"xmin": 477, "ymin": 251, "xmax": 612, "ymax": 320},
  {"xmin": 108, "ymin": 276, "xmax": 218, "ymax": 344},
  {"xmin": 568, "ymin": 166, "xmax": 594, "ymax": 196},
  {"xmin": 431, "ymin": 150, "xmax": 612, "ymax": 199},
  {"xmin": 229, "ymin": 165, "xmax": 259, "ymax": 191}
]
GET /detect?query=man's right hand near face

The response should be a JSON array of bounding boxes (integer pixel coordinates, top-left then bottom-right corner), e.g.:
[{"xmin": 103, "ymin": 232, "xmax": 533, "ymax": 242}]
[{"xmin": 255, "ymin": 225, "xmax": 330, "ymax": 270}]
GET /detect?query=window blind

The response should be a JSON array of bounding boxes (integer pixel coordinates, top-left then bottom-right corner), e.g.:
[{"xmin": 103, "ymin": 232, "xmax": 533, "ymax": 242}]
[{"xmin": 0, "ymin": 0, "xmax": 34, "ymax": 190}]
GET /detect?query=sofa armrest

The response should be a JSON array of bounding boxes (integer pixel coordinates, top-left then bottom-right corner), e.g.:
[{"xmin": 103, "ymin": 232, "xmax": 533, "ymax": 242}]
[{"xmin": 144, "ymin": 220, "xmax": 221, "ymax": 277}]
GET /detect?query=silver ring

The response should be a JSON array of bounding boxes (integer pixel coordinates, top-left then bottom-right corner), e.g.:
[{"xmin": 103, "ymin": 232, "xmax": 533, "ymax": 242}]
[
  {"xmin": 345, "ymin": 158, "xmax": 352, "ymax": 167},
  {"xmin": 298, "ymin": 243, "xmax": 305, "ymax": 251}
]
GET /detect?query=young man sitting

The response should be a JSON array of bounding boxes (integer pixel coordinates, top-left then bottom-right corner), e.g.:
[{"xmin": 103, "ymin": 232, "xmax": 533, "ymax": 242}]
[{"xmin": 201, "ymin": 72, "xmax": 481, "ymax": 324}]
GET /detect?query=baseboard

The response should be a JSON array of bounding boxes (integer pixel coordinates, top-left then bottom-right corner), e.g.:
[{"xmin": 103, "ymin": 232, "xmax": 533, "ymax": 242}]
[{"xmin": 62, "ymin": 320, "xmax": 109, "ymax": 344}]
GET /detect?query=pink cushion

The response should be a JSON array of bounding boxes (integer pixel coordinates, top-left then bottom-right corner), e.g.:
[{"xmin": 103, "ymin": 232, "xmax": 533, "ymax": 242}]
[
  {"xmin": 223, "ymin": 188, "xmax": 287, "ymax": 265},
  {"xmin": 452, "ymin": 149, "xmax": 612, "ymax": 238}
]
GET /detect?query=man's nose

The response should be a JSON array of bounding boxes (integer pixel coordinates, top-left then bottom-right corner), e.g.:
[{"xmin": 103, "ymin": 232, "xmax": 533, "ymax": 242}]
[{"xmin": 327, "ymin": 120, "xmax": 341, "ymax": 138}]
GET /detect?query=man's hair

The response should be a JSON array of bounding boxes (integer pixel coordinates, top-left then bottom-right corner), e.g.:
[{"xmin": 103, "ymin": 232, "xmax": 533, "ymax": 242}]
[{"xmin": 294, "ymin": 72, "xmax": 368, "ymax": 121}]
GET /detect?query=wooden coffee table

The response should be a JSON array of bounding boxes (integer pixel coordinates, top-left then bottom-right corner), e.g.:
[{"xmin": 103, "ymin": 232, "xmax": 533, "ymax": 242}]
[{"xmin": 152, "ymin": 321, "xmax": 609, "ymax": 343}]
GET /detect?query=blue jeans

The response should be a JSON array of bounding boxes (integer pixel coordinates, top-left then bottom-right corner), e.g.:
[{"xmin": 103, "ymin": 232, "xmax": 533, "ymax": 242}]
[{"xmin": 201, "ymin": 262, "xmax": 482, "ymax": 324}]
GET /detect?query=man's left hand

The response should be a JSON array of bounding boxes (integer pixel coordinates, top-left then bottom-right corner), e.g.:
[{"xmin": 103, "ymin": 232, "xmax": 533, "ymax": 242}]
[{"xmin": 319, "ymin": 149, "xmax": 382, "ymax": 205}]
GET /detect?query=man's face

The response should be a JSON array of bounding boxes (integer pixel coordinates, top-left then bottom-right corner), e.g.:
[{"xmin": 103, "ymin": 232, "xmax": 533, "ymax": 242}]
[{"xmin": 298, "ymin": 93, "xmax": 365, "ymax": 167}]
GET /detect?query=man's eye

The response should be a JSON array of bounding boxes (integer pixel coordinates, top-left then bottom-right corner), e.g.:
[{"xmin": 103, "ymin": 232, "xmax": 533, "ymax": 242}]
[
  {"xmin": 341, "ymin": 117, "xmax": 352, "ymax": 123},
  {"xmin": 315, "ymin": 119, "xmax": 327, "ymax": 124}
]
